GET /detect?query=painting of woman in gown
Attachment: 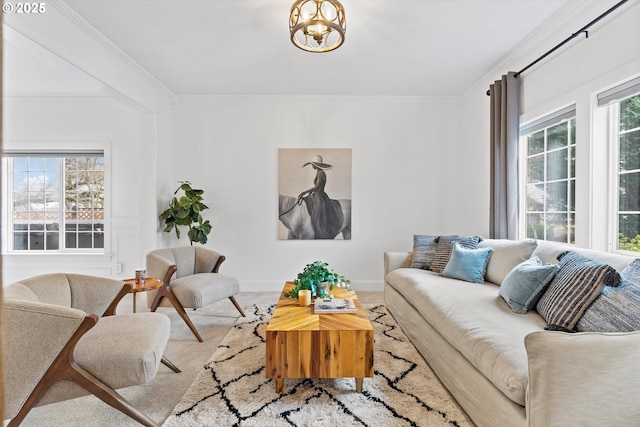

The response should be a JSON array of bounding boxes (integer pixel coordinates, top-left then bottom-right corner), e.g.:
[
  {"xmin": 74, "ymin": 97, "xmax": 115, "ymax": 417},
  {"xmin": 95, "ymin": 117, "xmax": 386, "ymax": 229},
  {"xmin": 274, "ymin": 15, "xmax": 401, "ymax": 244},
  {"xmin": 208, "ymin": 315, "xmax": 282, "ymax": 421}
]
[{"xmin": 278, "ymin": 149, "xmax": 351, "ymax": 240}]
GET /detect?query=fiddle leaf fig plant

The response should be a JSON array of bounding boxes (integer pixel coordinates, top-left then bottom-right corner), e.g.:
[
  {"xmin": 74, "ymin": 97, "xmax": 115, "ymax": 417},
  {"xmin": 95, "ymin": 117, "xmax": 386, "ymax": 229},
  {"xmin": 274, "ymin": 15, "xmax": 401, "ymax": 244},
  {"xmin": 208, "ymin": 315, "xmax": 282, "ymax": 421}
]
[
  {"xmin": 284, "ymin": 261, "xmax": 351, "ymax": 298},
  {"xmin": 159, "ymin": 181, "xmax": 212, "ymax": 245}
]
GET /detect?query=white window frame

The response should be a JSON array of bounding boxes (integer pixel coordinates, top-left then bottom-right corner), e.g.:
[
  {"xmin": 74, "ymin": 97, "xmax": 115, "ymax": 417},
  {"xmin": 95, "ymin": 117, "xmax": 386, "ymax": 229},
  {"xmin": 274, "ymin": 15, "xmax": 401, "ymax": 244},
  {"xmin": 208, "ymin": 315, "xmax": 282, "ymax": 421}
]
[
  {"xmin": 519, "ymin": 104, "xmax": 576, "ymax": 243},
  {"xmin": 2, "ymin": 142, "xmax": 111, "ymax": 255},
  {"xmin": 598, "ymin": 75, "xmax": 640, "ymax": 254}
]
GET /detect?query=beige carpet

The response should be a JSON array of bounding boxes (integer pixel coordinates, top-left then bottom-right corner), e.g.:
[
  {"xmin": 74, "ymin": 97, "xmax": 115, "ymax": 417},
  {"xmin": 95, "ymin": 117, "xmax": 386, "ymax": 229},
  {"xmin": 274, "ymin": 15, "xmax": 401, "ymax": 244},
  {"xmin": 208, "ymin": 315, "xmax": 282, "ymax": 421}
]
[{"xmin": 163, "ymin": 304, "xmax": 473, "ymax": 427}]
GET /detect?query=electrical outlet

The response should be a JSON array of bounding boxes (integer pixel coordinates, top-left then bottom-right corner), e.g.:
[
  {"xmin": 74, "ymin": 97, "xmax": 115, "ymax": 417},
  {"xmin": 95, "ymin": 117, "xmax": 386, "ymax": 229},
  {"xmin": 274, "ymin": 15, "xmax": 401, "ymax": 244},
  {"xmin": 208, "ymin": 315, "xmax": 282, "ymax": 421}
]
[{"xmin": 116, "ymin": 263, "xmax": 122, "ymax": 274}]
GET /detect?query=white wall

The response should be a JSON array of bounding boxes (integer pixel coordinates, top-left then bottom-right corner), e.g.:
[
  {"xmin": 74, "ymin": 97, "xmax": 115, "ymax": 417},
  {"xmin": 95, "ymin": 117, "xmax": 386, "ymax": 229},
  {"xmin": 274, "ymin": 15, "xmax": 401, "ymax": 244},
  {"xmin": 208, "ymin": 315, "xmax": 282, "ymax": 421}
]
[
  {"xmin": 2, "ymin": 3, "xmax": 175, "ymax": 285},
  {"xmin": 3, "ymin": 97, "xmax": 146, "ymax": 284},
  {"xmin": 171, "ymin": 95, "xmax": 465, "ymax": 290},
  {"xmin": 7, "ymin": 0, "xmax": 637, "ymax": 290},
  {"xmin": 459, "ymin": 0, "xmax": 640, "ymax": 252}
]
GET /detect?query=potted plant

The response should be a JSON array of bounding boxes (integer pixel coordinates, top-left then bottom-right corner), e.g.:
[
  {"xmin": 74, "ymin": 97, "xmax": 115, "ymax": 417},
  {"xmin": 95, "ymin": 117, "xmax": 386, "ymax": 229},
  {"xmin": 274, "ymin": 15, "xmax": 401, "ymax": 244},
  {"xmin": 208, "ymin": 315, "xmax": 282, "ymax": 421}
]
[
  {"xmin": 285, "ymin": 261, "xmax": 351, "ymax": 298},
  {"xmin": 159, "ymin": 181, "xmax": 212, "ymax": 245}
]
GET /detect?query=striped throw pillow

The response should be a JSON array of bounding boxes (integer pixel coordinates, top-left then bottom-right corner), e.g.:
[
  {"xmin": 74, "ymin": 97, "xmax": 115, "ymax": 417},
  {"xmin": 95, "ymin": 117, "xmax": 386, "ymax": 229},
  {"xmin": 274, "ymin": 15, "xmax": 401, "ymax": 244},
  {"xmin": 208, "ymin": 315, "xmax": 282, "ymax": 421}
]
[
  {"xmin": 430, "ymin": 235, "xmax": 481, "ymax": 274},
  {"xmin": 536, "ymin": 251, "xmax": 621, "ymax": 332},
  {"xmin": 410, "ymin": 235, "xmax": 439, "ymax": 270}
]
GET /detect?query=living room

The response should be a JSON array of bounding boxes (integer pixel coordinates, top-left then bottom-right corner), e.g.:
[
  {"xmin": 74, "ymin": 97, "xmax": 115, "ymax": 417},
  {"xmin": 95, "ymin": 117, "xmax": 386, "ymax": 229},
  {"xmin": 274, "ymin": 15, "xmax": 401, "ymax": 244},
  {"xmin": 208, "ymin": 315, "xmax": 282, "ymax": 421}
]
[
  {"xmin": 2, "ymin": 1, "xmax": 638, "ymax": 288},
  {"xmin": 2, "ymin": 0, "xmax": 640, "ymax": 426}
]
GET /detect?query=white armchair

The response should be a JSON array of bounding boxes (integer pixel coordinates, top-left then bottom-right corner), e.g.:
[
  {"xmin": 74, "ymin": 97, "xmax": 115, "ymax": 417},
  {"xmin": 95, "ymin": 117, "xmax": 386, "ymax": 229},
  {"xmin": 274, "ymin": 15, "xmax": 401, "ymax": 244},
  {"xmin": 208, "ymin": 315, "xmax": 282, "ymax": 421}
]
[
  {"xmin": 146, "ymin": 246, "xmax": 245, "ymax": 342},
  {"xmin": 3, "ymin": 273, "xmax": 173, "ymax": 427}
]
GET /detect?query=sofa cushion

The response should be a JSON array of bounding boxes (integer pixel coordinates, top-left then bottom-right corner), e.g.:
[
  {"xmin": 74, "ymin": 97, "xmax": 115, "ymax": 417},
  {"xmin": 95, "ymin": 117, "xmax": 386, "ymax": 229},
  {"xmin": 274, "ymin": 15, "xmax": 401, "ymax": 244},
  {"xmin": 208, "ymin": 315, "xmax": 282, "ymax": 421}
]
[
  {"xmin": 532, "ymin": 241, "xmax": 634, "ymax": 272},
  {"xmin": 171, "ymin": 273, "xmax": 240, "ymax": 308},
  {"xmin": 75, "ymin": 313, "xmax": 170, "ymax": 387},
  {"xmin": 430, "ymin": 235, "xmax": 481, "ymax": 273},
  {"xmin": 478, "ymin": 239, "xmax": 538, "ymax": 285},
  {"xmin": 498, "ymin": 256, "xmax": 557, "ymax": 314},
  {"xmin": 536, "ymin": 251, "xmax": 621, "ymax": 332},
  {"xmin": 385, "ymin": 267, "xmax": 545, "ymax": 406},
  {"xmin": 577, "ymin": 258, "xmax": 640, "ymax": 332},
  {"xmin": 409, "ymin": 234, "xmax": 439, "ymax": 270},
  {"xmin": 39, "ymin": 312, "xmax": 171, "ymax": 405},
  {"xmin": 441, "ymin": 242, "xmax": 493, "ymax": 283}
]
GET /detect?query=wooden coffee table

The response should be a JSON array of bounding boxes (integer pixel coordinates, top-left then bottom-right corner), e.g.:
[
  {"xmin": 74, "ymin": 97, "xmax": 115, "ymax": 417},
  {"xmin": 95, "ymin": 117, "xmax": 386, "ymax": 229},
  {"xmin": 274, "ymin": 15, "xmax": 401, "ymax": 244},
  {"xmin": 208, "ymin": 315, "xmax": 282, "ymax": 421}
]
[{"xmin": 266, "ymin": 282, "xmax": 374, "ymax": 393}]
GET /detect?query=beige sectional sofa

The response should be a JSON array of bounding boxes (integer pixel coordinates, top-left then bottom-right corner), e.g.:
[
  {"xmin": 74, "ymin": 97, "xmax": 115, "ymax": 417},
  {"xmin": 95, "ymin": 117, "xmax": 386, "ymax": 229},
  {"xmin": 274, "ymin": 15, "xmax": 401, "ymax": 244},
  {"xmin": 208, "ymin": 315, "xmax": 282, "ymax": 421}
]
[{"xmin": 384, "ymin": 238, "xmax": 640, "ymax": 427}]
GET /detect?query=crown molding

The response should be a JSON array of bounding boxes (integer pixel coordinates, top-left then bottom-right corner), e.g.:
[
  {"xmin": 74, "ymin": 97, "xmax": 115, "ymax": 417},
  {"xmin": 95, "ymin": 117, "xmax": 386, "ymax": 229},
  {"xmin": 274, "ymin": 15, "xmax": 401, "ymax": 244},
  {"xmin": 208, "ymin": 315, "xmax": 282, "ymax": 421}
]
[
  {"xmin": 49, "ymin": 0, "xmax": 176, "ymax": 99},
  {"xmin": 467, "ymin": 0, "xmax": 622, "ymax": 95}
]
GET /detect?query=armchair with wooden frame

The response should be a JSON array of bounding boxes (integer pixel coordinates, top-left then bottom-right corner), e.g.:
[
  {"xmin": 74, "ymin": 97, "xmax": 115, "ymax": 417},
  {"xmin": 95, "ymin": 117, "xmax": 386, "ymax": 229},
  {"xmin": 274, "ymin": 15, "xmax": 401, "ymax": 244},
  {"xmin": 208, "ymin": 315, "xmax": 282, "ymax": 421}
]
[
  {"xmin": 146, "ymin": 246, "xmax": 245, "ymax": 342},
  {"xmin": 2, "ymin": 273, "xmax": 176, "ymax": 427}
]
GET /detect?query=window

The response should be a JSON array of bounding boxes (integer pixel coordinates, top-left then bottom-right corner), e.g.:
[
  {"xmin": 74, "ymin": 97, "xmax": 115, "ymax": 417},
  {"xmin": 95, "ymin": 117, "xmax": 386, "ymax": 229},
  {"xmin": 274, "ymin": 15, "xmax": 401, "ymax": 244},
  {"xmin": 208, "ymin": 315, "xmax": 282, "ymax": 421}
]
[
  {"xmin": 603, "ymin": 85, "xmax": 640, "ymax": 253},
  {"xmin": 6, "ymin": 153, "xmax": 105, "ymax": 252},
  {"xmin": 597, "ymin": 76, "xmax": 640, "ymax": 253},
  {"xmin": 520, "ymin": 106, "xmax": 576, "ymax": 243}
]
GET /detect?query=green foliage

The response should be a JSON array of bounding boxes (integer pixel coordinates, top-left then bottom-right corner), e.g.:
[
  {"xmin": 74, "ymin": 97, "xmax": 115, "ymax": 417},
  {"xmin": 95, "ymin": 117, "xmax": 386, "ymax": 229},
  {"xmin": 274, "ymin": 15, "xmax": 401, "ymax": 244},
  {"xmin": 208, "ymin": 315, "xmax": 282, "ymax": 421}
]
[
  {"xmin": 619, "ymin": 233, "xmax": 640, "ymax": 253},
  {"xmin": 284, "ymin": 261, "xmax": 351, "ymax": 298},
  {"xmin": 159, "ymin": 181, "xmax": 212, "ymax": 245},
  {"xmin": 620, "ymin": 94, "xmax": 640, "ymax": 131}
]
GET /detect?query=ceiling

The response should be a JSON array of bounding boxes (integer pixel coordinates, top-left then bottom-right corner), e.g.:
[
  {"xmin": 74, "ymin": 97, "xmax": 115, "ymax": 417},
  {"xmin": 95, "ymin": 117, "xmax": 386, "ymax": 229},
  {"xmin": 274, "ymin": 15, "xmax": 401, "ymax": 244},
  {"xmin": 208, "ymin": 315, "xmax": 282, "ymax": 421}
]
[{"xmin": 7, "ymin": 0, "xmax": 583, "ymax": 97}]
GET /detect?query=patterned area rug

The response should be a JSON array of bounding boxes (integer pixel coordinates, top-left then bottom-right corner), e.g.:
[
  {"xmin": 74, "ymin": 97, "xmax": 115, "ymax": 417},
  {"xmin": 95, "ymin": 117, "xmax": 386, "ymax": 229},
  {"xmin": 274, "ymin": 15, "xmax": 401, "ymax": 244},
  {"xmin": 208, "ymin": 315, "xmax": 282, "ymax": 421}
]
[{"xmin": 163, "ymin": 304, "xmax": 474, "ymax": 427}]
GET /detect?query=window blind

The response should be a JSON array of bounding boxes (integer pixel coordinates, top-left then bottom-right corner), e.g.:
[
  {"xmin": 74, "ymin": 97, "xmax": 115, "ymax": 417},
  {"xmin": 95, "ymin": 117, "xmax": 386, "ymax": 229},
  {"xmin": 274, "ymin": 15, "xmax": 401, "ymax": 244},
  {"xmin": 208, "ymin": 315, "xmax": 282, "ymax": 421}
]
[
  {"xmin": 519, "ymin": 104, "xmax": 576, "ymax": 136},
  {"xmin": 597, "ymin": 75, "xmax": 640, "ymax": 107}
]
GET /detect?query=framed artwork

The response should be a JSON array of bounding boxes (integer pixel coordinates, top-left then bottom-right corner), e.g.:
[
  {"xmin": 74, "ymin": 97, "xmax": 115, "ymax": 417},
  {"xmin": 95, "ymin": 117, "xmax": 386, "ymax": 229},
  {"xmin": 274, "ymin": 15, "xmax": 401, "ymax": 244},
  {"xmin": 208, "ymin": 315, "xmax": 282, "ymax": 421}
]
[{"xmin": 278, "ymin": 148, "xmax": 352, "ymax": 240}]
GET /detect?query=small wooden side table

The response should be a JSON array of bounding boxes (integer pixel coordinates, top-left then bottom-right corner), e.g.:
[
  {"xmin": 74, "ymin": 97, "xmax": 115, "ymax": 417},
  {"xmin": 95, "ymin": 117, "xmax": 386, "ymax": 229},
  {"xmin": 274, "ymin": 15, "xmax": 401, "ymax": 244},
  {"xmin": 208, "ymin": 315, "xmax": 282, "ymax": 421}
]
[{"xmin": 123, "ymin": 277, "xmax": 163, "ymax": 313}]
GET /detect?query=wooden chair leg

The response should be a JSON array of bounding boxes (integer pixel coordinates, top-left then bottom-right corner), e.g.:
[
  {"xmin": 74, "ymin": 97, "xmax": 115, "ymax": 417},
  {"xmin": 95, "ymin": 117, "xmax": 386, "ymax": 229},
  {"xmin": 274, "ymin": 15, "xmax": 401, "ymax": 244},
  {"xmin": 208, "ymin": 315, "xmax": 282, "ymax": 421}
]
[
  {"xmin": 229, "ymin": 295, "xmax": 246, "ymax": 317},
  {"xmin": 151, "ymin": 286, "xmax": 204, "ymax": 342},
  {"xmin": 66, "ymin": 362, "xmax": 159, "ymax": 427},
  {"xmin": 161, "ymin": 356, "xmax": 181, "ymax": 373},
  {"xmin": 8, "ymin": 315, "xmax": 158, "ymax": 427}
]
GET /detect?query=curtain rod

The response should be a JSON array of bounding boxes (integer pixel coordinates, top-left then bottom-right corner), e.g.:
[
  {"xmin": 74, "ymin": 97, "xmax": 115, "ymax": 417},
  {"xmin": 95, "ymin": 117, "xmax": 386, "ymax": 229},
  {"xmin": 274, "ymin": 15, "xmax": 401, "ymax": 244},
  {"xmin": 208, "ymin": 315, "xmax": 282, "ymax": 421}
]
[{"xmin": 486, "ymin": 0, "xmax": 629, "ymax": 96}]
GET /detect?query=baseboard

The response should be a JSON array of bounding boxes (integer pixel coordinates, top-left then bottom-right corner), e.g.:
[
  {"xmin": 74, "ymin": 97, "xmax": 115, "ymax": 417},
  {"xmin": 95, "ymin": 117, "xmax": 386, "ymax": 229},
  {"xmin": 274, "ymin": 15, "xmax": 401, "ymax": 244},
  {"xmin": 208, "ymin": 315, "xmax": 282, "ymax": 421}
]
[{"xmin": 239, "ymin": 280, "xmax": 384, "ymax": 293}]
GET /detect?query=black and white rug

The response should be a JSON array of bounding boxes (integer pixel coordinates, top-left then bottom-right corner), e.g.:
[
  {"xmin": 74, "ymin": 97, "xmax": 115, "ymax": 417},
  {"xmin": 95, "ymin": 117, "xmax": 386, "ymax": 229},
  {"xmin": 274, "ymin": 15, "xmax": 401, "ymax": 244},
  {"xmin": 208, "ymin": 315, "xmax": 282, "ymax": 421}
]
[{"xmin": 162, "ymin": 304, "xmax": 473, "ymax": 427}]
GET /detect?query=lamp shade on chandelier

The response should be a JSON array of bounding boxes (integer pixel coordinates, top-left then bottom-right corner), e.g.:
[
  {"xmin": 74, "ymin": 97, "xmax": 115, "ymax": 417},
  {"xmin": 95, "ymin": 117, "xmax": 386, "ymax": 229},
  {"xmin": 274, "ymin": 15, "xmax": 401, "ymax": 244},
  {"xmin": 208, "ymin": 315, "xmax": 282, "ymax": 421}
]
[{"xmin": 290, "ymin": 0, "xmax": 346, "ymax": 53}]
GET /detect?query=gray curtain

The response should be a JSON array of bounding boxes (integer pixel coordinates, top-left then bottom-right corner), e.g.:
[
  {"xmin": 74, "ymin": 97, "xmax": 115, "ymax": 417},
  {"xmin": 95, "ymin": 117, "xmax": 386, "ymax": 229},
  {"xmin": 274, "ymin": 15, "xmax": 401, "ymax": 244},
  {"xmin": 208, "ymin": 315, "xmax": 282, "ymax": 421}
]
[{"xmin": 489, "ymin": 72, "xmax": 520, "ymax": 239}]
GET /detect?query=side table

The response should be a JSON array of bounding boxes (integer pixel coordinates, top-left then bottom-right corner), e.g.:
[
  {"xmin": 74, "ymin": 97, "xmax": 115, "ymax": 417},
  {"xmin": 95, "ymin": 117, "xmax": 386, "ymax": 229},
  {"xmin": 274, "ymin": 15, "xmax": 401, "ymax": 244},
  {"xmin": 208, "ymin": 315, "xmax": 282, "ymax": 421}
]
[{"xmin": 123, "ymin": 277, "xmax": 163, "ymax": 313}]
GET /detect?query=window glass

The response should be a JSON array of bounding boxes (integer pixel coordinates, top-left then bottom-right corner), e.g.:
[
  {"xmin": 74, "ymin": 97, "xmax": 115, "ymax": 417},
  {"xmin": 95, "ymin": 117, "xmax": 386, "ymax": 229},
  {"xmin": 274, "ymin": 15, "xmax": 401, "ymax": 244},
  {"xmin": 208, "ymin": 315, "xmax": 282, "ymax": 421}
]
[
  {"xmin": 7, "ymin": 154, "xmax": 105, "ymax": 253},
  {"xmin": 521, "ymin": 116, "xmax": 576, "ymax": 243},
  {"xmin": 618, "ymin": 94, "xmax": 640, "ymax": 252}
]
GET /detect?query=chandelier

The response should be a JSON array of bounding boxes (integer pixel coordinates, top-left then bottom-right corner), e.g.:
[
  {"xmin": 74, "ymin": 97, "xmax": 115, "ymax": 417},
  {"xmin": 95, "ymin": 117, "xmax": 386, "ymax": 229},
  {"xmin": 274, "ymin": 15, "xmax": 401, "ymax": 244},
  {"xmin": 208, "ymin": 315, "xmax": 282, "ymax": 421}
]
[{"xmin": 290, "ymin": 0, "xmax": 346, "ymax": 53}]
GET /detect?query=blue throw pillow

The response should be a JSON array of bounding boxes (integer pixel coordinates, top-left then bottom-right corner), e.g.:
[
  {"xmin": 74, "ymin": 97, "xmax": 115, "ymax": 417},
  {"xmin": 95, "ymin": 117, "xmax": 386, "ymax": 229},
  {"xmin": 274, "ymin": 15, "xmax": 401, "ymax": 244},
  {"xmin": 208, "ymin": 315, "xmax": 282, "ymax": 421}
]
[
  {"xmin": 441, "ymin": 242, "xmax": 493, "ymax": 284},
  {"xmin": 430, "ymin": 235, "xmax": 482, "ymax": 273},
  {"xmin": 577, "ymin": 258, "xmax": 640, "ymax": 332},
  {"xmin": 498, "ymin": 256, "xmax": 558, "ymax": 314}
]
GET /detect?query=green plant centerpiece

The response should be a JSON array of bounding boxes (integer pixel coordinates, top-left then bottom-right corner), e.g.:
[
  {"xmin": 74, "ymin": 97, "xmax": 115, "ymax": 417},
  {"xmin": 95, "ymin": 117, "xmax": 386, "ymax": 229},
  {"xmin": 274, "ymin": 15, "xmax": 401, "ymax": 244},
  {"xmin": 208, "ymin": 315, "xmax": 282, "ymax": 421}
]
[
  {"xmin": 159, "ymin": 181, "xmax": 212, "ymax": 245},
  {"xmin": 285, "ymin": 261, "xmax": 351, "ymax": 299}
]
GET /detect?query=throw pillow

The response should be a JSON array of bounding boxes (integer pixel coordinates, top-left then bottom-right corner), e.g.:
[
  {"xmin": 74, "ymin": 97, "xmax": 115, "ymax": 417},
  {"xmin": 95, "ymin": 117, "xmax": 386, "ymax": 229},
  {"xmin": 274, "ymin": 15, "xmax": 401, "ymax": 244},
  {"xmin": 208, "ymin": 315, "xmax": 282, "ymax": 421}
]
[
  {"xmin": 441, "ymin": 242, "xmax": 493, "ymax": 283},
  {"xmin": 430, "ymin": 235, "xmax": 482, "ymax": 273},
  {"xmin": 410, "ymin": 235, "xmax": 439, "ymax": 270},
  {"xmin": 498, "ymin": 256, "xmax": 558, "ymax": 314},
  {"xmin": 478, "ymin": 239, "xmax": 538, "ymax": 285},
  {"xmin": 577, "ymin": 258, "xmax": 640, "ymax": 332},
  {"xmin": 536, "ymin": 251, "xmax": 621, "ymax": 332}
]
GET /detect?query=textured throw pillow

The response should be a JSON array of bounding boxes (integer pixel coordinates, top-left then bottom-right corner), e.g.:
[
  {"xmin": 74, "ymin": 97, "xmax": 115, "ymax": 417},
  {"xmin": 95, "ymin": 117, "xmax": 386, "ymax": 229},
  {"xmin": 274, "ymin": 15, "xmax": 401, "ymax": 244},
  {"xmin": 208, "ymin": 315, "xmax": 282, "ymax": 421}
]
[
  {"xmin": 498, "ymin": 256, "xmax": 558, "ymax": 314},
  {"xmin": 577, "ymin": 258, "xmax": 640, "ymax": 332},
  {"xmin": 430, "ymin": 235, "xmax": 481, "ymax": 273},
  {"xmin": 441, "ymin": 242, "xmax": 493, "ymax": 283},
  {"xmin": 410, "ymin": 235, "xmax": 439, "ymax": 270},
  {"xmin": 478, "ymin": 239, "xmax": 538, "ymax": 285},
  {"xmin": 536, "ymin": 251, "xmax": 621, "ymax": 332}
]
